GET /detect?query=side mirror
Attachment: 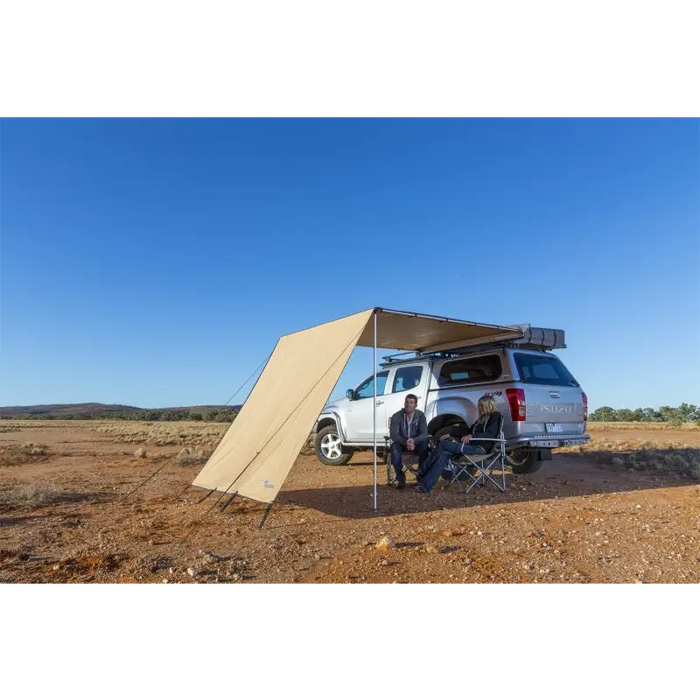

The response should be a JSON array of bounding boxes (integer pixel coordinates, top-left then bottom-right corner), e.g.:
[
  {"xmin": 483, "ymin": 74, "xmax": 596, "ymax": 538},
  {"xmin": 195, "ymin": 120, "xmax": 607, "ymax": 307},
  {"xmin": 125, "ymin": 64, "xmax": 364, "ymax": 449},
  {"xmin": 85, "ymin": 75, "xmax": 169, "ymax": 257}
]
[{"xmin": 346, "ymin": 389, "xmax": 356, "ymax": 401}]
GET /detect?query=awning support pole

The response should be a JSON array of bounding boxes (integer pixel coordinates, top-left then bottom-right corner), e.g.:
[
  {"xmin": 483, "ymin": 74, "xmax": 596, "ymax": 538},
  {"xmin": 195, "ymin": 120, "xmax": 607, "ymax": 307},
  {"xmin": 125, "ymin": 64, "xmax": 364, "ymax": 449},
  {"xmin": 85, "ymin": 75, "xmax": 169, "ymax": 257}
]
[{"xmin": 372, "ymin": 311, "xmax": 377, "ymax": 510}]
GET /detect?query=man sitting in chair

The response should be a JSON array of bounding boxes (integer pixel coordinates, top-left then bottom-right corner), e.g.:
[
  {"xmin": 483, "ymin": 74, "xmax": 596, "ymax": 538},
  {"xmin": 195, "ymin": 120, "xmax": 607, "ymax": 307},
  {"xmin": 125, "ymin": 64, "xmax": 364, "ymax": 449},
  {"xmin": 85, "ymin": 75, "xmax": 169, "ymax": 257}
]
[
  {"xmin": 416, "ymin": 394, "xmax": 501, "ymax": 495},
  {"xmin": 389, "ymin": 394, "xmax": 429, "ymax": 490}
]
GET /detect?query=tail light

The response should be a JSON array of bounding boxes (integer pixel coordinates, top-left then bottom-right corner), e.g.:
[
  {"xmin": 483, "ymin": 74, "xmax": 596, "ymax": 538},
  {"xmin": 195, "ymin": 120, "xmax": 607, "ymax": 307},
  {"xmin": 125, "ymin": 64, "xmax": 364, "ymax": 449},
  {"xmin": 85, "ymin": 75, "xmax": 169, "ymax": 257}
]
[
  {"xmin": 582, "ymin": 391, "xmax": 588, "ymax": 422},
  {"xmin": 506, "ymin": 388, "xmax": 526, "ymax": 421}
]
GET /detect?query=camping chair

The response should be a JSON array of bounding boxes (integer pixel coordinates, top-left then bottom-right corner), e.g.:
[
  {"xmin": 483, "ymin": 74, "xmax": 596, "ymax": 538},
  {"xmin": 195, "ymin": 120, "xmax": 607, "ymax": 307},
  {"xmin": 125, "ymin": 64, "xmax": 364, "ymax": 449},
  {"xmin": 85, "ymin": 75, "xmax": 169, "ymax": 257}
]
[
  {"xmin": 384, "ymin": 434, "xmax": 422, "ymax": 486},
  {"xmin": 445, "ymin": 413, "xmax": 508, "ymax": 494}
]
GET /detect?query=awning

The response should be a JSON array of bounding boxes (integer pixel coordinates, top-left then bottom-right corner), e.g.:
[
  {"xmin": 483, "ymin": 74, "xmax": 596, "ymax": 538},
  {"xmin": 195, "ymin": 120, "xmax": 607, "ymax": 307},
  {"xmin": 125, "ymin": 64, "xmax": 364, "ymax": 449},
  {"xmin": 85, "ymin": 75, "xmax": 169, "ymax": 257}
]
[
  {"xmin": 192, "ymin": 308, "xmax": 521, "ymax": 506},
  {"xmin": 357, "ymin": 308, "xmax": 523, "ymax": 352}
]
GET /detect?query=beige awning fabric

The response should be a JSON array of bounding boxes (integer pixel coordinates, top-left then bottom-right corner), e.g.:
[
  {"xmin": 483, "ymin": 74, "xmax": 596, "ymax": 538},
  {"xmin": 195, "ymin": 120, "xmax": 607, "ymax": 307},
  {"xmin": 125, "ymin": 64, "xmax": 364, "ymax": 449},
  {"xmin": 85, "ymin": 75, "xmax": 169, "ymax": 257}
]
[
  {"xmin": 192, "ymin": 309, "xmax": 374, "ymax": 503},
  {"xmin": 357, "ymin": 309, "xmax": 522, "ymax": 352},
  {"xmin": 192, "ymin": 308, "xmax": 521, "ymax": 504}
]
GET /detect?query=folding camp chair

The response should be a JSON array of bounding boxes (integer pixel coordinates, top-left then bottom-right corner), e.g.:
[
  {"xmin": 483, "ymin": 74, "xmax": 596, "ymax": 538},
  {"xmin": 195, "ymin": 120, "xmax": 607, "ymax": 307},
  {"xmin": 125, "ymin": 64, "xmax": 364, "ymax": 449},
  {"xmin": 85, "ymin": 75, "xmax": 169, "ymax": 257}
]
[
  {"xmin": 445, "ymin": 414, "xmax": 508, "ymax": 494},
  {"xmin": 384, "ymin": 434, "xmax": 422, "ymax": 486}
]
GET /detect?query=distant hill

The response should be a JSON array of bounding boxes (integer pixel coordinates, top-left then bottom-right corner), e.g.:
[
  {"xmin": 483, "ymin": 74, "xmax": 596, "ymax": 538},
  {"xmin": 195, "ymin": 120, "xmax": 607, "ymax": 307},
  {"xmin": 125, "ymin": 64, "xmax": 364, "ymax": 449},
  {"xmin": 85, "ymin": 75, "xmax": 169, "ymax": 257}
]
[{"xmin": 0, "ymin": 403, "xmax": 242, "ymax": 420}]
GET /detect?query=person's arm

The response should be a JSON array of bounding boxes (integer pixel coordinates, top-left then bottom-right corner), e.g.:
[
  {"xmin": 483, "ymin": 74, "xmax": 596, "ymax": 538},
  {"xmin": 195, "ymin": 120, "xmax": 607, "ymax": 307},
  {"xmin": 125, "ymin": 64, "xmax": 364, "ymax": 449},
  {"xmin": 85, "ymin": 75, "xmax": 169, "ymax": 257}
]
[
  {"xmin": 455, "ymin": 420, "xmax": 476, "ymax": 444},
  {"xmin": 390, "ymin": 412, "xmax": 406, "ymax": 446},
  {"xmin": 451, "ymin": 422, "xmax": 470, "ymax": 439}
]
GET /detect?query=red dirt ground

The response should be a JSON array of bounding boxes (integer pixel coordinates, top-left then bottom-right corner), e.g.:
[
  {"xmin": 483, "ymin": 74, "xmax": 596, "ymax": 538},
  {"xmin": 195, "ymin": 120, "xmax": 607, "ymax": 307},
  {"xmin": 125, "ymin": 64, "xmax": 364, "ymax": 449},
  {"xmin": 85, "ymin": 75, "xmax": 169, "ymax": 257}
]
[{"xmin": 0, "ymin": 425, "xmax": 698, "ymax": 583}]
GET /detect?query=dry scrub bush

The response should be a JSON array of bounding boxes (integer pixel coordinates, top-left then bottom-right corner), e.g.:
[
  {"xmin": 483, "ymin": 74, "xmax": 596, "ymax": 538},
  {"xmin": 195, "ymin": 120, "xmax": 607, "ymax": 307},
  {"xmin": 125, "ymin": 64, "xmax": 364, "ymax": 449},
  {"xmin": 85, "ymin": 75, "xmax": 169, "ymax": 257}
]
[
  {"xmin": 589, "ymin": 422, "xmax": 700, "ymax": 432},
  {"xmin": 559, "ymin": 437, "xmax": 700, "ymax": 479},
  {"xmin": 175, "ymin": 447, "xmax": 211, "ymax": 465},
  {"xmin": 0, "ymin": 483, "xmax": 59, "ymax": 509},
  {"xmin": 92, "ymin": 422, "xmax": 227, "ymax": 447},
  {"xmin": 21, "ymin": 443, "xmax": 47, "ymax": 455}
]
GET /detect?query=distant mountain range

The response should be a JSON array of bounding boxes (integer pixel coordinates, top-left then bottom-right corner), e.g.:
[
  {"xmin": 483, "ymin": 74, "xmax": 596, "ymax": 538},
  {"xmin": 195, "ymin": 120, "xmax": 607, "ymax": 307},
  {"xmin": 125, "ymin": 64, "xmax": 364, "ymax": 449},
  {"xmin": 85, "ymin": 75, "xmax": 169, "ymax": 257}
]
[{"xmin": 0, "ymin": 403, "xmax": 242, "ymax": 419}]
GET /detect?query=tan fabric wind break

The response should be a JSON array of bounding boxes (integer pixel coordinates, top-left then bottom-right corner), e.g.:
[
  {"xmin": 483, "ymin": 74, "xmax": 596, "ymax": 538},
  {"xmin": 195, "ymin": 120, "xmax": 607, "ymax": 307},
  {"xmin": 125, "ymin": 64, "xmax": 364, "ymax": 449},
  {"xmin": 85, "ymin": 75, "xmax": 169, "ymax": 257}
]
[{"xmin": 192, "ymin": 308, "xmax": 521, "ymax": 505}]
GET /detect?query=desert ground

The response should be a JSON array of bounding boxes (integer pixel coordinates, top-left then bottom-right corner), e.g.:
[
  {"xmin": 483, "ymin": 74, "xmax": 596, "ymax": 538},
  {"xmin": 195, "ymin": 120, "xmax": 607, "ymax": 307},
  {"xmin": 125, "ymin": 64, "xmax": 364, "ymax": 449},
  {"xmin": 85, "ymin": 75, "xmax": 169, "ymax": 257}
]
[{"xmin": 0, "ymin": 421, "xmax": 698, "ymax": 584}]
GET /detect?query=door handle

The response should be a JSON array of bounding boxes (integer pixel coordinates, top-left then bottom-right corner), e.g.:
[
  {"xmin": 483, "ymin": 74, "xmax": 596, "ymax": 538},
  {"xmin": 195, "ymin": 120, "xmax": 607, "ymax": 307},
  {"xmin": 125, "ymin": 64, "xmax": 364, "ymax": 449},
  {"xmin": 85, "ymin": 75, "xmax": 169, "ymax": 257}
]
[{"xmin": 376, "ymin": 400, "xmax": 384, "ymax": 406}]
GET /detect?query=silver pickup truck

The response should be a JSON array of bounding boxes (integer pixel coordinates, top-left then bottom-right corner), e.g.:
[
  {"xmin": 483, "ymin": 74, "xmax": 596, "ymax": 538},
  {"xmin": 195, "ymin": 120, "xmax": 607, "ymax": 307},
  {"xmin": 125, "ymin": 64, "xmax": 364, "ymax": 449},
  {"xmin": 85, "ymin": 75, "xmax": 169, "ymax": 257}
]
[{"xmin": 314, "ymin": 325, "xmax": 589, "ymax": 474}]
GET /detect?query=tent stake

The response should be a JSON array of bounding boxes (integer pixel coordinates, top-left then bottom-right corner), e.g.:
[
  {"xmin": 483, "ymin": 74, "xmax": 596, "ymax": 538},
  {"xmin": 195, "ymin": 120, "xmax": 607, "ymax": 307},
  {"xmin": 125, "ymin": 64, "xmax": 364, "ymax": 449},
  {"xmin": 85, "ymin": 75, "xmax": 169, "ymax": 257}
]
[
  {"xmin": 220, "ymin": 492, "xmax": 238, "ymax": 512},
  {"xmin": 196, "ymin": 489, "xmax": 215, "ymax": 504},
  {"xmin": 176, "ymin": 484, "xmax": 192, "ymax": 499},
  {"xmin": 258, "ymin": 503, "xmax": 273, "ymax": 530}
]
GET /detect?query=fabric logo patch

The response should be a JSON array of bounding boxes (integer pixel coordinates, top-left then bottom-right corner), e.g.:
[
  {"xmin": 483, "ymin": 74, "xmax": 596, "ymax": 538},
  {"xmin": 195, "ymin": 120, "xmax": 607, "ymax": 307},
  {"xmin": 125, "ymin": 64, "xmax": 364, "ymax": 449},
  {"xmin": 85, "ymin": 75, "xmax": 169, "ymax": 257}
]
[{"xmin": 262, "ymin": 479, "xmax": 274, "ymax": 489}]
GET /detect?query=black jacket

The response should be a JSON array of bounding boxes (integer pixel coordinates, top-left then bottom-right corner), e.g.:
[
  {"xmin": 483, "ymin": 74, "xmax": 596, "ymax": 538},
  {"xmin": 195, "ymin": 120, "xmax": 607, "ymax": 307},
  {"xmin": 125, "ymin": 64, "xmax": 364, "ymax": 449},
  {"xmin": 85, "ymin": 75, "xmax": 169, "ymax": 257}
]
[
  {"xmin": 390, "ymin": 409, "xmax": 428, "ymax": 447},
  {"xmin": 448, "ymin": 412, "xmax": 501, "ymax": 453}
]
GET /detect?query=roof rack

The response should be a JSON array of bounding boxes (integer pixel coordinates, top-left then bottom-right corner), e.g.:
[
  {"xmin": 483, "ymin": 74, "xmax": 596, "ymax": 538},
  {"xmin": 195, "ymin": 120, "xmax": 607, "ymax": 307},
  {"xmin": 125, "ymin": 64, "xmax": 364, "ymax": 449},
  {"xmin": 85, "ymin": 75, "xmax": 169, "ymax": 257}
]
[
  {"xmin": 381, "ymin": 351, "xmax": 421, "ymax": 364},
  {"xmin": 507, "ymin": 324, "xmax": 566, "ymax": 351}
]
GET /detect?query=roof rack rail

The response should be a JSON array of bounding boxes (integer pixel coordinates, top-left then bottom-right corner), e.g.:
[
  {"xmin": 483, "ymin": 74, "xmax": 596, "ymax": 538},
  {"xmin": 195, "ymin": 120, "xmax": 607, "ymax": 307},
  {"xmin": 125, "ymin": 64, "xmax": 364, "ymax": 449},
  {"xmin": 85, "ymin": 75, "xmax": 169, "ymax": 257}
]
[{"xmin": 381, "ymin": 351, "xmax": 421, "ymax": 364}]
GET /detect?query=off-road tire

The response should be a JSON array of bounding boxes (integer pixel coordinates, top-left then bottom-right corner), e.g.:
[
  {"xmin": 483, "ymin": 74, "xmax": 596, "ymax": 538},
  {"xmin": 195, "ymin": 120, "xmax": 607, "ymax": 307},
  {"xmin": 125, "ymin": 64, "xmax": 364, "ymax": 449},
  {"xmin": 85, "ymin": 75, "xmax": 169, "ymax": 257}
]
[
  {"xmin": 506, "ymin": 448, "xmax": 542, "ymax": 474},
  {"xmin": 315, "ymin": 424, "xmax": 353, "ymax": 466}
]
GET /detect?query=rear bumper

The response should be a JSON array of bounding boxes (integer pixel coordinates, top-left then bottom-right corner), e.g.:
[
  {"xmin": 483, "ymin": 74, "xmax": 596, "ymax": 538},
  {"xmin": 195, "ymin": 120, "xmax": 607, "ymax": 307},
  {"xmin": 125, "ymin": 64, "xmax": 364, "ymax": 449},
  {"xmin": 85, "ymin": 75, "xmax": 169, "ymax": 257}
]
[{"xmin": 507, "ymin": 433, "xmax": 590, "ymax": 450}]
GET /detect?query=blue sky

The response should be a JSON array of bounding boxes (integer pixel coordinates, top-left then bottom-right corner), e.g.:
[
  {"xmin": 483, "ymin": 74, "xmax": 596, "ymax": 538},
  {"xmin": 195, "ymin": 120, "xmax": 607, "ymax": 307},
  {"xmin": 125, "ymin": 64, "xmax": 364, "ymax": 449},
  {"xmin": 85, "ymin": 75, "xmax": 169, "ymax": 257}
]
[{"xmin": 1, "ymin": 118, "xmax": 698, "ymax": 410}]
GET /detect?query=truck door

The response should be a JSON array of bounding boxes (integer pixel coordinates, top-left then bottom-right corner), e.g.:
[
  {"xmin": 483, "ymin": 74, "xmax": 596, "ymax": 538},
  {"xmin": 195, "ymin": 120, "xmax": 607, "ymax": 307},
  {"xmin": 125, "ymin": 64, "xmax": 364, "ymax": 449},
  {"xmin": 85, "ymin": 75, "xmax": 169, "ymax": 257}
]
[
  {"xmin": 381, "ymin": 364, "xmax": 428, "ymax": 435},
  {"xmin": 344, "ymin": 370, "xmax": 389, "ymax": 442}
]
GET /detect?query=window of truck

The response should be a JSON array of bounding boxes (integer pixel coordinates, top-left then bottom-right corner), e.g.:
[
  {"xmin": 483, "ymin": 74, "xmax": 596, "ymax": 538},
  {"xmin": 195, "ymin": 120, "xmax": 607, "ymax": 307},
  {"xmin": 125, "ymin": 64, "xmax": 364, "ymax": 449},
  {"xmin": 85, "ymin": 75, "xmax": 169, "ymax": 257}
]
[{"xmin": 514, "ymin": 353, "xmax": 580, "ymax": 387}]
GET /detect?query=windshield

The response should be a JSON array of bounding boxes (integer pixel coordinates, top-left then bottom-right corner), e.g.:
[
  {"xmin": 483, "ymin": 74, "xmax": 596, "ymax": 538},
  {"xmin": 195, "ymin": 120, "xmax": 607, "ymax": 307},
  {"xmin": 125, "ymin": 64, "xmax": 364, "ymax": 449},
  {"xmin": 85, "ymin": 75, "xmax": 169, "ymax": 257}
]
[
  {"xmin": 514, "ymin": 353, "xmax": 579, "ymax": 387},
  {"xmin": 355, "ymin": 371, "xmax": 389, "ymax": 399}
]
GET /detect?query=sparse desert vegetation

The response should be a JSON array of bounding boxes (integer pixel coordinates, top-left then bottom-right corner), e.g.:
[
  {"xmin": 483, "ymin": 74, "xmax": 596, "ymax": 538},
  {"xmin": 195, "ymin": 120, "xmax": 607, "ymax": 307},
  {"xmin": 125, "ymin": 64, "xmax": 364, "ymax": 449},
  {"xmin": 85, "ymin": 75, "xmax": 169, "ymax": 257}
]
[
  {"xmin": 91, "ymin": 421, "xmax": 229, "ymax": 447},
  {"xmin": 587, "ymin": 421, "xmax": 700, "ymax": 432},
  {"xmin": 175, "ymin": 446, "xmax": 211, "ymax": 465},
  {"xmin": 21, "ymin": 442, "xmax": 48, "ymax": 455},
  {"xmin": 559, "ymin": 438, "xmax": 700, "ymax": 479},
  {"xmin": 0, "ymin": 483, "xmax": 59, "ymax": 509},
  {"xmin": 0, "ymin": 419, "xmax": 697, "ymax": 583},
  {"xmin": 1, "ymin": 420, "xmax": 97, "ymax": 429},
  {"xmin": 0, "ymin": 442, "xmax": 50, "ymax": 468}
]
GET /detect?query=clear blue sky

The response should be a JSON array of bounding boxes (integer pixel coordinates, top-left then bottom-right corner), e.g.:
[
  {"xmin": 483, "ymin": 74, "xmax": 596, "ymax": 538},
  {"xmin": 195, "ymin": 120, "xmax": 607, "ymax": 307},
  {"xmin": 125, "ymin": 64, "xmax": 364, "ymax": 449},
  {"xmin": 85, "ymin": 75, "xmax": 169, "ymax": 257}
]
[{"xmin": 1, "ymin": 119, "xmax": 698, "ymax": 410}]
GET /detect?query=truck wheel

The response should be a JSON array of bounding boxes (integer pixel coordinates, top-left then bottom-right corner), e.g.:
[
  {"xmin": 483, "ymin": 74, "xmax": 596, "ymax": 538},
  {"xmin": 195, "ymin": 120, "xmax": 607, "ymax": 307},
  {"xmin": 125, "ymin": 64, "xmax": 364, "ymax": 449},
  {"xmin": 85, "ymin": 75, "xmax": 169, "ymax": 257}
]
[
  {"xmin": 316, "ymin": 425, "xmax": 353, "ymax": 466},
  {"xmin": 507, "ymin": 449, "xmax": 542, "ymax": 474}
]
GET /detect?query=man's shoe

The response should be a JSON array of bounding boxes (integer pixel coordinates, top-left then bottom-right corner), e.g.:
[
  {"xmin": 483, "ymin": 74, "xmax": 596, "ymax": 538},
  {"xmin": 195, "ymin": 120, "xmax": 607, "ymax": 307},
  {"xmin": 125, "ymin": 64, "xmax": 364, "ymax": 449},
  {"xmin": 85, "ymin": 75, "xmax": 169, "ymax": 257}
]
[{"xmin": 396, "ymin": 474, "xmax": 406, "ymax": 490}]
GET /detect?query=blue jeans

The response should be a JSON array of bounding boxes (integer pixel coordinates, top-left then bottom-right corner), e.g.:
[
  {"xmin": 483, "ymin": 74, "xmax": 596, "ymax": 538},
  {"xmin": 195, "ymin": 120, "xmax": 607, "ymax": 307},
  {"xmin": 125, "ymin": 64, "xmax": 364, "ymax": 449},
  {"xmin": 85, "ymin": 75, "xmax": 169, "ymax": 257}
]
[
  {"xmin": 420, "ymin": 439, "xmax": 485, "ymax": 493},
  {"xmin": 391, "ymin": 441, "xmax": 429, "ymax": 481}
]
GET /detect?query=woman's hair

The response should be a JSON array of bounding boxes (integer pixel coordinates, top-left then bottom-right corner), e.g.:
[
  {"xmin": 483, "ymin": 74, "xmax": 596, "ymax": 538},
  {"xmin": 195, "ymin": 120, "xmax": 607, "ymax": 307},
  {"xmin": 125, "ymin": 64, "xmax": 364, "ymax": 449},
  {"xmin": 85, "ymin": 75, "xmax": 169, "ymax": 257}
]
[{"xmin": 478, "ymin": 394, "xmax": 498, "ymax": 418}]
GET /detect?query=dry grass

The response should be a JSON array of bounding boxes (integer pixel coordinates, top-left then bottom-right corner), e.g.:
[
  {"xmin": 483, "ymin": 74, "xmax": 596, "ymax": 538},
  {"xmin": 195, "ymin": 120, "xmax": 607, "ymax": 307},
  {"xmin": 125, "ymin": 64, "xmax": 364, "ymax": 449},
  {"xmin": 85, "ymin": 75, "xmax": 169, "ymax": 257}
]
[
  {"xmin": 0, "ymin": 419, "xmax": 231, "ymax": 448},
  {"xmin": 300, "ymin": 433, "xmax": 316, "ymax": 456},
  {"xmin": 0, "ymin": 483, "xmax": 60, "ymax": 509},
  {"xmin": 561, "ymin": 437, "xmax": 697, "ymax": 453},
  {"xmin": 559, "ymin": 437, "xmax": 700, "ymax": 479},
  {"xmin": 0, "ymin": 420, "xmax": 232, "ymax": 448},
  {"xmin": 21, "ymin": 442, "xmax": 47, "ymax": 455},
  {"xmin": 589, "ymin": 421, "xmax": 700, "ymax": 431},
  {"xmin": 0, "ymin": 443, "xmax": 50, "ymax": 467},
  {"xmin": 91, "ymin": 421, "xmax": 229, "ymax": 447},
  {"xmin": 0, "ymin": 420, "xmax": 88, "ymax": 429},
  {"xmin": 174, "ymin": 446, "xmax": 211, "ymax": 465}
]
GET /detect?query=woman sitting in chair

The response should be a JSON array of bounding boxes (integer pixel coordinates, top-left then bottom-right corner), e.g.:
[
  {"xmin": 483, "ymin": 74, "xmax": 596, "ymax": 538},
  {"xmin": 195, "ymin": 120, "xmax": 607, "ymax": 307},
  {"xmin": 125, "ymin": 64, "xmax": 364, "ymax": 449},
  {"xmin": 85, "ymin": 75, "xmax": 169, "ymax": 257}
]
[{"xmin": 416, "ymin": 394, "xmax": 502, "ymax": 495}]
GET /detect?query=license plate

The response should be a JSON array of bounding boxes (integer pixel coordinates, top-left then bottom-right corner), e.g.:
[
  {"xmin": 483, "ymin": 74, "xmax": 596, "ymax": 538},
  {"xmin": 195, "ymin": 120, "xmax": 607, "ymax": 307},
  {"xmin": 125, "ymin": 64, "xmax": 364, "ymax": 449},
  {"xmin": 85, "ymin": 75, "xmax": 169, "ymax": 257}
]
[
  {"xmin": 546, "ymin": 423, "xmax": 564, "ymax": 433},
  {"xmin": 531, "ymin": 440, "xmax": 560, "ymax": 448}
]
